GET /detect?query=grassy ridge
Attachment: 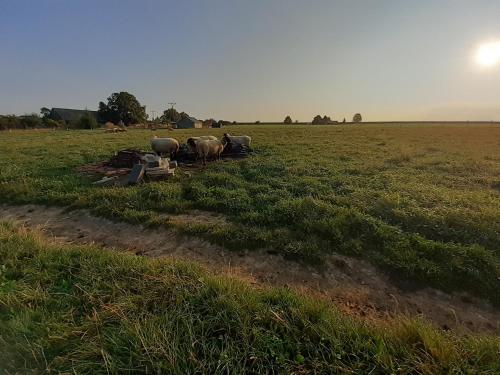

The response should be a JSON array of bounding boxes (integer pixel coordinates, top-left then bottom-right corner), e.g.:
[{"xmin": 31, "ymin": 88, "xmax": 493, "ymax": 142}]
[
  {"xmin": 0, "ymin": 222, "xmax": 499, "ymax": 374},
  {"xmin": 0, "ymin": 125, "xmax": 499, "ymax": 306}
]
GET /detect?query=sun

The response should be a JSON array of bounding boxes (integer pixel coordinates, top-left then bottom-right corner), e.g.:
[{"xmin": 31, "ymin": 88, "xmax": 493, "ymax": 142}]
[{"xmin": 476, "ymin": 41, "xmax": 500, "ymax": 67}]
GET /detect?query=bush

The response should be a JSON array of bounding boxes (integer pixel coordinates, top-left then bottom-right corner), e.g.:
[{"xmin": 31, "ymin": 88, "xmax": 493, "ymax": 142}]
[
  {"xmin": 0, "ymin": 115, "xmax": 20, "ymax": 130},
  {"xmin": 20, "ymin": 114, "xmax": 43, "ymax": 128},
  {"xmin": 42, "ymin": 118, "xmax": 63, "ymax": 128},
  {"xmin": 78, "ymin": 112, "xmax": 98, "ymax": 129}
]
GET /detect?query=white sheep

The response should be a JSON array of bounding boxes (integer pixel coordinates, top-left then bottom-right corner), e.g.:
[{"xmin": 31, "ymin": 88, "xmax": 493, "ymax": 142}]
[
  {"xmin": 151, "ymin": 136, "xmax": 180, "ymax": 158},
  {"xmin": 222, "ymin": 133, "xmax": 252, "ymax": 149},
  {"xmin": 195, "ymin": 139, "xmax": 226, "ymax": 165}
]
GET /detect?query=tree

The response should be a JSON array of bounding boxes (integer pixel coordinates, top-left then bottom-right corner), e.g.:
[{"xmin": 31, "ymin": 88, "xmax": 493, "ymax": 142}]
[
  {"xmin": 79, "ymin": 111, "xmax": 98, "ymax": 129},
  {"xmin": 98, "ymin": 92, "xmax": 147, "ymax": 125},
  {"xmin": 284, "ymin": 115, "xmax": 293, "ymax": 124},
  {"xmin": 160, "ymin": 107, "xmax": 181, "ymax": 123},
  {"xmin": 353, "ymin": 113, "xmax": 362, "ymax": 123},
  {"xmin": 40, "ymin": 107, "xmax": 51, "ymax": 119},
  {"xmin": 322, "ymin": 115, "xmax": 332, "ymax": 124},
  {"xmin": 312, "ymin": 115, "xmax": 323, "ymax": 125}
]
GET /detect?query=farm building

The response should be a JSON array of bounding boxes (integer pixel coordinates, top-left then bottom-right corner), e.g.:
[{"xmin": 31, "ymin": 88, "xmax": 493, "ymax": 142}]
[
  {"xmin": 175, "ymin": 116, "xmax": 203, "ymax": 129},
  {"xmin": 49, "ymin": 108, "xmax": 100, "ymax": 125}
]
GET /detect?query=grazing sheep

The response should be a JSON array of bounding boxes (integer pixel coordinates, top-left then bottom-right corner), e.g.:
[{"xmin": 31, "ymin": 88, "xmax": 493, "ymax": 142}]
[
  {"xmin": 151, "ymin": 136, "xmax": 180, "ymax": 158},
  {"xmin": 222, "ymin": 133, "xmax": 252, "ymax": 149},
  {"xmin": 186, "ymin": 136, "xmax": 218, "ymax": 154},
  {"xmin": 195, "ymin": 139, "xmax": 226, "ymax": 165}
]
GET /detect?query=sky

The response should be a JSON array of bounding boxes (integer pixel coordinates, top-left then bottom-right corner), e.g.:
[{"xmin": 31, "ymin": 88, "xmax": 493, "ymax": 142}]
[{"xmin": 1, "ymin": 0, "xmax": 500, "ymax": 122}]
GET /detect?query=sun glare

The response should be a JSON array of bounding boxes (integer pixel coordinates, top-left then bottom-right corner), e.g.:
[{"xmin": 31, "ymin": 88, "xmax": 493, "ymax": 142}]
[{"xmin": 476, "ymin": 41, "xmax": 500, "ymax": 67}]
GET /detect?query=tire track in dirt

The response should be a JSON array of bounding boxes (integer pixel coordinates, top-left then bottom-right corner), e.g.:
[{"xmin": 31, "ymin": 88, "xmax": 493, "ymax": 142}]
[{"xmin": 1, "ymin": 204, "xmax": 499, "ymax": 334}]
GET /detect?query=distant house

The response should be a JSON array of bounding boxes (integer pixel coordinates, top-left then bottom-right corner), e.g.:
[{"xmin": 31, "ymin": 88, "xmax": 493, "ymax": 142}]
[
  {"xmin": 49, "ymin": 108, "xmax": 100, "ymax": 125},
  {"xmin": 175, "ymin": 116, "xmax": 202, "ymax": 129}
]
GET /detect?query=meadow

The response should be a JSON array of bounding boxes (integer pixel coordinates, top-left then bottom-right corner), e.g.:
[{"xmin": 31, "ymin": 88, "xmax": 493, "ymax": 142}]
[
  {"xmin": 0, "ymin": 124, "xmax": 499, "ymax": 307},
  {"xmin": 1, "ymin": 222, "xmax": 499, "ymax": 373}
]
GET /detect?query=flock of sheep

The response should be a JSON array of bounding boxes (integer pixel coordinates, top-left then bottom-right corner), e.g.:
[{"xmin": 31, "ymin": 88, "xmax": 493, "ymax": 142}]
[{"xmin": 151, "ymin": 133, "xmax": 252, "ymax": 165}]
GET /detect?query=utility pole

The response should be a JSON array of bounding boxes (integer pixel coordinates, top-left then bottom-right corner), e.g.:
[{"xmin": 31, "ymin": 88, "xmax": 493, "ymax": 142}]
[
  {"xmin": 151, "ymin": 110, "xmax": 156, "ymax": 122},
  {"xmin": 167, "ymin": 102, "xmax": 177, "ymax": 122}
]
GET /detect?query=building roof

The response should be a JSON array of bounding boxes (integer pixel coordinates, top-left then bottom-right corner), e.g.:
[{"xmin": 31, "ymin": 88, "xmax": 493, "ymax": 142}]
[
  {"xmin": 50, "ymin": 108, "xmax": 98, "ymax": 123},
  {"xmin": 183, "ymin": 116, "xmax": 201, "ymax": 123}
]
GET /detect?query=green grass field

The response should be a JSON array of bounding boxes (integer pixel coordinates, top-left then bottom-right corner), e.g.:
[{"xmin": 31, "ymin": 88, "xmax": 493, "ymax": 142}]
[
  {"xmin": 1, "ymin": 125, "xmax": 499, "ymax": 307},
  {"xmin": 1, "ymin": 222, "xmax": 499, "ymax": 373}
]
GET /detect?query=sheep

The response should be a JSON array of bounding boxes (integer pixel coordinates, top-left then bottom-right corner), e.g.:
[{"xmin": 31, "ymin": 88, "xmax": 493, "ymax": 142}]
[
  {"xmin": 186, "ymin": 136, "xmax": 218, "ymax": 154},
  {"xmin": 195, "ymin": 139, "xmax": 226, "ymax": 165},
  {"xmin": 222, "ymin": 133, "xmax": 252, "ymax": 149},
  {"xmin": 151, "ymin": 136, "xmax": 180, "ymax": 158}
]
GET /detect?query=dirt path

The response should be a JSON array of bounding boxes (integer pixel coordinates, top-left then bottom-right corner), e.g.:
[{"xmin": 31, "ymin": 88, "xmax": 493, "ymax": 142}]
[{"xmin": 1, "ymin": 204, "xmax": 499, "ymax": 334}]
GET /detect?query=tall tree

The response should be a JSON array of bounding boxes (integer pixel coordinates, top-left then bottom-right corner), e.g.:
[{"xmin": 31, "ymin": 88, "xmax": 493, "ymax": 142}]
[
  {"xmin": 98, "ymin": 92, "xmax": 147, "ymax": 125},
  {"xmin": 160, "ymin": 107, "xmax": 181, "ymax": 122},
  {"xmin": 353, "ymin": 113, "xmax": 362, "ymax": 123},
  {"xmin": 284, "ymin": 115, "xmax": 293, "ymax": 124},
  {"xmin": 40, "ymin": 107, "xmax": 51, "ymax": 119}
]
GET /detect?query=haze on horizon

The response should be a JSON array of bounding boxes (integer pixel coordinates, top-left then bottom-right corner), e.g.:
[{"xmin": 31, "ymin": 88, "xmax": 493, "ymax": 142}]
[{"xmin": 1, "ymin": 0, "xmax": 500, "ymax": 122}]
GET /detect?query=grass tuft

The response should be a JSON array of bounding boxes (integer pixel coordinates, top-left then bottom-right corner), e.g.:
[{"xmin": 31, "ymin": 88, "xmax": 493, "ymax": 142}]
[{"xmin": 0, "ymin": 222, "xmax": 499, "ymax": 373}]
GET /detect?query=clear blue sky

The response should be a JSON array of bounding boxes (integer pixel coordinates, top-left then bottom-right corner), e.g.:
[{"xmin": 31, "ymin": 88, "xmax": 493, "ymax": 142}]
[{"xmin": 1, "ymin": 0, "xmax": 500, "ymax": 121}]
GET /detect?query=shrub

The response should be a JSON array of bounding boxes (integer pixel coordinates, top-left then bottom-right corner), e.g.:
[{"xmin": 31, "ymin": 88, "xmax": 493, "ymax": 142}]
[{"xmin": 78, "ymin": 111, "xmax": 98, "ymax": 129}]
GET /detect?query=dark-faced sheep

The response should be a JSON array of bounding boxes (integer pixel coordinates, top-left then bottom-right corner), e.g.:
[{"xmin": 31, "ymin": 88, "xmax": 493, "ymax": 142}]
[
  {"xmin": 186, "ymin": 136, "xmax": 218, "ymax": 154},
  {"xmin": 222, "ymin": 133, "xmax": 252, "ymax": 149}
]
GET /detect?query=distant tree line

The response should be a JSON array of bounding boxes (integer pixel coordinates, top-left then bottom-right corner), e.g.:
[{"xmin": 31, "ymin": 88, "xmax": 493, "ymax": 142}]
[
  {"xmin": 1, "ymin": 89, "xmax": 362, "ymax": 130},
  {"xmin": 312, "ymin": 114, "xmax": 363, "ymax": 124},
  {"xmin": 0, "ymin": 110, "xmax": 67, "ymax": 131},
  {"xmin": 280, "ymin": 113, "xmax": 363, "ymax": 125},
  {"xmin": 0, "ymin": 114, "xmax": 46, "ymax": 130}
]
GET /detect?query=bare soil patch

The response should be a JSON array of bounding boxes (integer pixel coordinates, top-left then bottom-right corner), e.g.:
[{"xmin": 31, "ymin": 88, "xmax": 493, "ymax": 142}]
[{"xmin": 1, "ymin": 204, "xmax": 498, "ymax": 334}]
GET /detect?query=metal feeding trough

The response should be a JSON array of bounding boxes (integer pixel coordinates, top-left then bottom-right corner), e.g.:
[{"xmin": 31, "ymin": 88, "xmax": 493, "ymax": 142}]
[
  {"xmin": 109, "ymin": 149, "xmax": 144, "ymax": 168},
  {"xmin": 90, "ymin": 150, "xmax": 176, "ymax": 186}
]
